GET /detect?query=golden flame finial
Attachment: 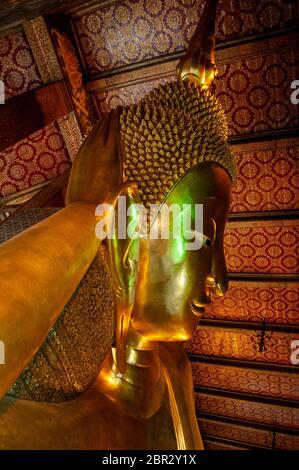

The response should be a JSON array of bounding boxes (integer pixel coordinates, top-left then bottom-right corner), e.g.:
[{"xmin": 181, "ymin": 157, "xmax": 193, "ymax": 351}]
[{"xmin": 177, "ymin": 0, "xmax": 218, "ymax": 88}]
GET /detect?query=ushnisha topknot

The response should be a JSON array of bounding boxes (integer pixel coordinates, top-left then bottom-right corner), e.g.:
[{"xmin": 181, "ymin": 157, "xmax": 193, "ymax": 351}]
[{"xmin": 119, "ymin": 79, "xmax": 236, "ymax": 209}]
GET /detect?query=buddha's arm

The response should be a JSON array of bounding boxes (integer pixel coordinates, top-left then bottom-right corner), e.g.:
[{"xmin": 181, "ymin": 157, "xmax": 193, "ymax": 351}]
[
  {"xmin": 0, "ymin": 201, "xmax": 100, "ymax": 399},
  {"xmin": 0, "ymin": 108, "xmax": 122, "ymax": 400}
]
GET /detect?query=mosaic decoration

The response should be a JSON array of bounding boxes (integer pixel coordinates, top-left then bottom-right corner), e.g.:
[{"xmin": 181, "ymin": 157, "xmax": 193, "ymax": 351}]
[
  {"xmin": 196, "ymin": 393, "xmax": 299, "ymax": 430},
  {"xmin": 57, "ymin": 112, "xmax": 83, "ymax": 161},
  {"xmin": 73, "ymin": 0, "xmax": 297, "ymax": 75},
  {"xmin": 231, "ymin": 145, "xmax": 299, "ymax": 212},
  {"xmin": 205, "ymin": 281, "xmax": 299, "ymax": 325},
  {"xmin": 199, "ymin": 418, "xmax": 299, "ymax": 450},
  {"xmin": 191, "ymin": 362, "xmax": 299, "ymax": 401},
  {"xmin": 9, "ymin": 246, "xmax": 115, "ymax": 403},
  {"xmin": 0, "ymin": 122, "xmax": 71, "ymax": 197},
  {"xmin": 23, "ymin": 17, "xmax": 63, "ymax": 84},
  {"xmin": 0, "ymin": 208, "xmax": 59, "ymax": 244},
  {"xmin": 184, "ymin": 326, "xmax": 299, "ymax": 365},
  {"xmin": 0, "ymin": 30, "xmax": 42, "ymax": 100},
  {"xmin": 224, "ymin": 220, "xmax": 299, "ymax": 274}
]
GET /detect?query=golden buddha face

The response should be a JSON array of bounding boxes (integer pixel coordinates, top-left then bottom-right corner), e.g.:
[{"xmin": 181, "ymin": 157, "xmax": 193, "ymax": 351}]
[{"xmin": 131, "ymin": 163, "xmax": 231, "ymax": 342}]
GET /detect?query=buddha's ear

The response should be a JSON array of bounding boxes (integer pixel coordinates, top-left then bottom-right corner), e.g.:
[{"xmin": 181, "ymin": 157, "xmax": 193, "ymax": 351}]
[{"xmin": 108, "ymin": 183, "xmax": 142, "ymax": 374}]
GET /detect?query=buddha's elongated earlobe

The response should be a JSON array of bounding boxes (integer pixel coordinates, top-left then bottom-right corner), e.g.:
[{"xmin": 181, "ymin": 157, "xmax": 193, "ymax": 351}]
[
  {"xmin": 176, "ymin": 0, "xmax": 218, "ymax": 88},
  {"xmin": 108, "ymin": 183, "xmax": 141, "ymax": 374}
]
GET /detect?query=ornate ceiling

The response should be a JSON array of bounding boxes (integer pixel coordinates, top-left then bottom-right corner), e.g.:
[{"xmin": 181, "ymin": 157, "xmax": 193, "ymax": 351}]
[{"xmin": 0, "ymin": 0, "xmax": 298, "ymax": 450}]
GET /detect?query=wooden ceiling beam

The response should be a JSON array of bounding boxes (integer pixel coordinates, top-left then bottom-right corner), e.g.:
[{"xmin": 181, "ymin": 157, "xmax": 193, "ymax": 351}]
[
  {"xmin": 0, "ymin": 81, "xmax": 72, "ymax": 153},
  {"xmin": 228, "ymin": 273, "xmax": 299, "ymax": 283},
  {"xmin": 228, "ymin": 210, "xmax": 299, "ymax": 222}
]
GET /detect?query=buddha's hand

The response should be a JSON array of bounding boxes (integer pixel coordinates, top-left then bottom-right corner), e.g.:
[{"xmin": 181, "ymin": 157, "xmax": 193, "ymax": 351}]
[{"xmin": 66, "ymin": 108, "xmax": 122, "ymax": 205}]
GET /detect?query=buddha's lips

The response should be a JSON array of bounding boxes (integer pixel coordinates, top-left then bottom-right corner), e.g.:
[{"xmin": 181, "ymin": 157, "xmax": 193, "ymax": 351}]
[{"xmin": 190, "ymin": 301, "xmax": 206, "ymax": 317}]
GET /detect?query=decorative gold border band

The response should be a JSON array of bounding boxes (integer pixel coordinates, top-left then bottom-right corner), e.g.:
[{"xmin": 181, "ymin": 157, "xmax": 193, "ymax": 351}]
[
  {"xmin": 57, "ymin": 112, "xmax": 83, "ymax": 161},
  {"xmin": 23, "ymin": 17, "xmax": 63, "ymax": 84}
]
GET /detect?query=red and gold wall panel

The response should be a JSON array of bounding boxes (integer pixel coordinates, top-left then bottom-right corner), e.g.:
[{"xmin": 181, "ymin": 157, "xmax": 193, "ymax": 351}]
[
  {"xmin": 191, "ymin": 362, "xmax": 298, "ymax": 401},
  {"xmin": 231, "ymin": 144, "xmax": 299, "ymax": 212},
  {"xmin": 204, "ymin": 440, "xmax": 247, "ymax": 450},
  {"xmin": 224, "ymin": 220, "xmax": 299, "ymax": 274},
  {"xmin": 274, "ymin": 432, "xmax": 299, "ymax": 450},
  {"xmin": 200, "ymin": 418, "xmax": 273, "ymax": 447},
  {"xmin": 93, "ymin": 44, "xmax": 299, "ymax": 135},
  {"xmin": 73, "ymin": 0, "xmax": 297, "ymax": 76},
  {"xmin": 184, "ymin": 326, "xmax": 299, "ymax": 365},
  {"xmin": 199, "ymin": 418, "xmax": 299, "ymax": 450},
  {"xmin": 213, "ymin": 47, "xmax": 299, "ymax": 136},
  {"xmin": 0, "ymin": 30, "xmax": 42, "ymax": 100},
  {"xmin": 0, "ymin": 122, "xmax": 71, "ymax": 196},
  {"xmin": 196, "ymin": 393, "xmax": 299, "ymax": 429},
  {"xmin": 206, "ymin": 281, "xmax": 299, "ymax": 325}
]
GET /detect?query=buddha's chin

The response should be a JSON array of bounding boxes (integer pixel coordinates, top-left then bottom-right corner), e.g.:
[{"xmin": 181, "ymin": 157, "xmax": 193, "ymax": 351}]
[{"xmin": 132, "ymin": 316, "xmax": 198, "ymax": 342}]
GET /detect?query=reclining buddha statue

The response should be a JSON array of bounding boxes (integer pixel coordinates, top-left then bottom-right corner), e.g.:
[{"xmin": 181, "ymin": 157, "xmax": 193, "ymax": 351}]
[{"xmin": 0, "ymin": 0, "xmax": 235, "ymax": 450}]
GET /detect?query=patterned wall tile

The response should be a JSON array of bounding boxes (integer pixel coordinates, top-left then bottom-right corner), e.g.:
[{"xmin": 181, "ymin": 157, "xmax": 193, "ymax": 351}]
[
  {"xmin": 0, "ymin": 30, "xmax": 42, "ymax": 100},
  {"xmin": 204, "ymin": 440, "xmax": 248, "ymax": 450},
  {"xmin": 196, "ymin": 393, "xmax": 299, "ymax": 429},
  {"xmin": 184, "ymin": 326, "xmax": 299, "ymax": 365},
  {"xmin": 200, "ymin": 418, "xmax": 299, "ymax": 450},
  {"xmin": 199, "ymin": 419, "xmax": 273, "ymax": 448},
  {"xmin": 205, "ymin": 282, "xmax": 299, "ymax": 325},
  {"xmin": 213, "ymin": 48, "xmax": 299, "ymax": 135},
  {"xmin": 276, "ymin": 433, "xmax": 299, "ymax": 450},
  {"xmin": 73, "ymin": 0, "xmax": 297, "ymax": 75},
  {"xmin": 224, "ymin": 220, "xmax": 299, "ymax": 274},
  {"xmin": 231, "ymin": 146, "xmax": 299, "ymax": 212},
  {"xmin": 0, "ymin": 122, "xmax": 71, "ymax": 197},
  {"xmin": 191, "ymin": 362, "xmax": 299, "ymax": 400},
  {"xmin": 93, "ymin": 45, "xmax": 299, "ymax": 135},
  {"xmin": 0, "ymin": 208, "xmax": 60, "ymax": 244}
]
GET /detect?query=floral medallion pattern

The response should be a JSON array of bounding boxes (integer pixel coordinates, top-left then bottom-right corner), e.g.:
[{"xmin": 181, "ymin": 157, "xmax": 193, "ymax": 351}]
[
  {"xmin": 0, "ymin": 30, "xmax": 42, "ymax": 100},
  {"xmin": 224, "ymin": 221, "xmax": 299, "ymax": 274},
  {"xmin": 184, "ymin": 326, "xmax": 299, "ymax": 365},
  {"xmin": 196, "ymin": 393, "xmax": 299, "ymax": 429},
  {"xmin": 0, "ymin": 122, "xmax": 71, "ymax": 197},
  {"xmin": 191, "ymin": 362, "xmax": 299, "ymax": 401},
  {"xmin": 231, "ymin": 145, "xmax": 299, "ymax": 212},
  {"xmin": 205, "ymin": 282, "xmax": 299, "ymax": 325},
  {"xmin": 73, "ymin": 0, "xmax": 297, "ymax": 75}
]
